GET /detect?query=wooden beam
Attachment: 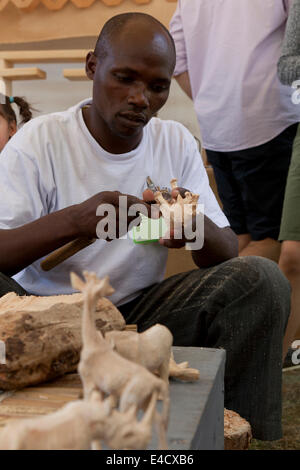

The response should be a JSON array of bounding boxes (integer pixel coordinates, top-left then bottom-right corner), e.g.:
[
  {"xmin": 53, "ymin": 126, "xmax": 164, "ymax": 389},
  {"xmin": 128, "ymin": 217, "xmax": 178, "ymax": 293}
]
[
  {"xmin": 63, "ymin": 68, "xmax": 88, "ymax": 81},
  {"xmin": 0, "ymin": 67, "xmax": 46, "ymax": 80},
  {"xmin": 0, "ymin": 59, "xmax": 11, "ymax": 96},
  {"xmin": 0, "ymin": 50, "xmax": 89, "ymax": 65}
]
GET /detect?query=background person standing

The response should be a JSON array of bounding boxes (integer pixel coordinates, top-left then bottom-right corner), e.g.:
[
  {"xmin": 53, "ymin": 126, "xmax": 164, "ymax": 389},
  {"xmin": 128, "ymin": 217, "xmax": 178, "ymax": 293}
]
[
  {"xmin": 170, "ymin": 0, "xmax": 300, "ymax": 262},
  {"xmin": 277, "ymin": 0, "xmax": 300, "ymax": 360}
]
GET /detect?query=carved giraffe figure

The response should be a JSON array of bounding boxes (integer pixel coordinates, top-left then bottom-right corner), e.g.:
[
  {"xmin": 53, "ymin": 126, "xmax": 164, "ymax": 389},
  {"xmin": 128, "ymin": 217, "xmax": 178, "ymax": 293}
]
[{"xmin": 71, "ymin": 271, "xmax": 170, "ymax": 449}]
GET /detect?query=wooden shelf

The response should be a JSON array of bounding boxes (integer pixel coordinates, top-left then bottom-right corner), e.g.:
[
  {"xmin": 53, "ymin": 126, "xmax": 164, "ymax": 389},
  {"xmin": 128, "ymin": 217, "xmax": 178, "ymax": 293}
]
[
  {"xmin": 0, "ymin": 67, "xmax": 46, "ymax": 80},
  {"xmin": 0, "ymin": 49, "xmax": 90, "ymax": 94},
  {"xmin": 63, "ymin": 68, "xmax": 88, "ymax": 81},
  {"xmin": 0, "ymin": 50, "xmax": 89, "ymax": 65}
]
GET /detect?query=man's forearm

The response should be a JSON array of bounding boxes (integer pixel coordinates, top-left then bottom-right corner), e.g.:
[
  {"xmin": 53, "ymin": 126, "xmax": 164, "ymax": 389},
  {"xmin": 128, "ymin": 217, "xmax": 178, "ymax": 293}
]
[
  {"xmin": 175, "ymin": 71, "xmax": 193, "ymax": 99},
  {"xmin": 191, "ymin": 218, "xmax": 238, "ymax": 268},
  {"xmin": 0, "ymin": 206, "xmax": 80, "ymax": 276}
]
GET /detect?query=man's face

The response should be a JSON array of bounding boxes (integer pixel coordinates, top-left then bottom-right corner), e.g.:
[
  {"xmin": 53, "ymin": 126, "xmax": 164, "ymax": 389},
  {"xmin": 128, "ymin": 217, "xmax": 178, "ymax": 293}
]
[{"xmin": 87, "ymin": 29, "xmax": 174, "ymax": 146}]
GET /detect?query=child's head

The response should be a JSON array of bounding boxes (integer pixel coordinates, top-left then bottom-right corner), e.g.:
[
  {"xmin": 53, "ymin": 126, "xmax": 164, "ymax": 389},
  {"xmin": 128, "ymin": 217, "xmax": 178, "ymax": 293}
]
[{"xmin": 0, "ymin": 95, "xmax": 33, "ymax": 152}]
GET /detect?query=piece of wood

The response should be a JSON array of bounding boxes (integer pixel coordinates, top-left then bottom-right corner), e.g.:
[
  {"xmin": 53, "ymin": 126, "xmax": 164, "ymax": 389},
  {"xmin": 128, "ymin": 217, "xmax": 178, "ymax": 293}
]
[
  {"xmin": 40, "ymin": 237, "xmax": 96, "ymax": 271},
  {"xmin": 224, "ymin": 409, "xmax": 252, "ymax": 450},
  {"xmin": 0, "ymin": 393, "xmax": 114, "ymax": 450},
  {"xmin": 63, "ymin": 68, "xmax": 88, "ymax": 81},
  {"xmin": 0, "ymin": 59, "xmax": 11, "ymax": 96},
  {"xmin": 0, "ymin": 387, "xmax": 160, "ymax": 450},
  {"xmin": 0, "ymin": 67, "xmax": 46, "ymax": 81},
  {"xmin": 0, "ymin": 50, "xmax": 89, "ymax": 65},
  {"xmin": 154, "ymin": 178, "xmax": 199, "ymax": 242},
  {"xmin": 0, "ymin": 291, "xmax": 125, "ymax": 390},
  {"xmin": 0, "ymin": 373, "xmax": 82, "ymax": 429},
  {"xmin": 124, "ymin": 324, "xmax": 137, "ymax": 332}
]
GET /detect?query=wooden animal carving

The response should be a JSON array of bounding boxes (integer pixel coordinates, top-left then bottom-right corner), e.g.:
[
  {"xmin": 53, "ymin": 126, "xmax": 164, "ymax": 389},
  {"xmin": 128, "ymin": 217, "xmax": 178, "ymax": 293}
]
[
  {"xmin": 71, "ymin": 271, "xmax": 170, "ymax": 449},
  {"xmin": 105, "ymin": 329, "xmax": 200, "ymax": 383},
  {"xmin": 105, "ymin": 324, "xmax": 173, "ymax": 385},
  {"xmin": 0, "ymin": 392, "xmax": 111, "ymax": 450},
  {"xmin": 102, "ymin": 390, "xmax": 160, "ymax": 450},
  {"xmin": 154, "ymin": 178, "xmax": 199, "ymax": 237},
  {"xmin": 0, "ymin": 389, "xmax": 162, "ymax": 451},
  {"xmin": 168, "ymin": 352, "xmax": 200, "ymax": 382}
]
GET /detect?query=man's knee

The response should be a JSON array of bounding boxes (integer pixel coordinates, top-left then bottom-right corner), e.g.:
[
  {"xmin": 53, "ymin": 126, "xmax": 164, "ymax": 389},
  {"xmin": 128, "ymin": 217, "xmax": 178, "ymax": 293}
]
[
  {"xmin": 205, "ymin": 256, "xmax": 289, "ymax": 308},
  {"xmin": 188, "ymin": 255, "xmax": 289, "ymax": 299},
  {"xmin": 224, "ymin": 256, "xmax": 291, "ymax": 323},
  {"xmin": 225, "ymin": 255, "xmax": 290, "ymax": 294}
]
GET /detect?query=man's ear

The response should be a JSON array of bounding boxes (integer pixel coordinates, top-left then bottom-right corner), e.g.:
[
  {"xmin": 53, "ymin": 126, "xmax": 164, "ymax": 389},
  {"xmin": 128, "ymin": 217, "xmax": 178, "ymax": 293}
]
[{"xmin": 86, "ymin": 51, "xmax": 97, "ymax": 80}]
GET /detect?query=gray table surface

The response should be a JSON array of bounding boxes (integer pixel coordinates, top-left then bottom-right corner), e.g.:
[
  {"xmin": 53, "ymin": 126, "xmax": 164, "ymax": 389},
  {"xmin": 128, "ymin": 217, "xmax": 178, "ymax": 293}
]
[{"xmin": 149, "ymin": 346, "xmax": 226, "ymax": 450}]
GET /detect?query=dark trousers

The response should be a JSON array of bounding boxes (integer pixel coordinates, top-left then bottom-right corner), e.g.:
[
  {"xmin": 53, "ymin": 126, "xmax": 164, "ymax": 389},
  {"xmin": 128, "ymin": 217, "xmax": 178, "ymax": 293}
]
[
  {"xmin": 0, "ymin": 256, "xmax": 290, "ymax": 441},
  {"xmin": 206, "ymin": 124, "xmax": 298, "ymax": 240}
]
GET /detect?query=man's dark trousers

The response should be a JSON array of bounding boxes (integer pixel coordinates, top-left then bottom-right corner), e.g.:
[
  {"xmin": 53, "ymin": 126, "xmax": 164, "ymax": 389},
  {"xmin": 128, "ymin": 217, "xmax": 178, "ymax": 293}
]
[{"xmin": 0, "ymin": 256, "xmax": 290, "ymax": 441}]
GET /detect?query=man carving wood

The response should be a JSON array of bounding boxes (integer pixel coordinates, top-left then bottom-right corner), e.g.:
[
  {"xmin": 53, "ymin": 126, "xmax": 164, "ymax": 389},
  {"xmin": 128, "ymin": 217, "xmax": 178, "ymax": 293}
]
[{"xmin": 0, "ymin": 12, "xmax": 291, "ymax": 441}]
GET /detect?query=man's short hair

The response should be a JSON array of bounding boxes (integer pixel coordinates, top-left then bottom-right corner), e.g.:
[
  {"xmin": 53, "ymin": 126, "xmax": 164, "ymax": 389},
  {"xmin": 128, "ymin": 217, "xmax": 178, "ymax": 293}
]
[{"xmin": 94, "ymin": 12, "xmax": 176, "ymax": 64}]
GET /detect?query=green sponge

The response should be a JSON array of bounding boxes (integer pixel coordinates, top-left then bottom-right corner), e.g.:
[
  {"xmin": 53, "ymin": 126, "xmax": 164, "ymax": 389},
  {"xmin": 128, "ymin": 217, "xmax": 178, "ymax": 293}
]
[{"xmin": 132, "ymin": 214, "xmax": 167, "ymax": 244}]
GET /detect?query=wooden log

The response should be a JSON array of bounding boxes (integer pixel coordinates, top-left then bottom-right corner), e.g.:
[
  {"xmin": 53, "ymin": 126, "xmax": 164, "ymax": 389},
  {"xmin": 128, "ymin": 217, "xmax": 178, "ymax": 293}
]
[
  {"xmin": 0, "ymin": 292, "xmax": 125, "ymax": 391},
  {"xmin": 224, "ymin": 409, "xmax": 252, "ymax": 450}
]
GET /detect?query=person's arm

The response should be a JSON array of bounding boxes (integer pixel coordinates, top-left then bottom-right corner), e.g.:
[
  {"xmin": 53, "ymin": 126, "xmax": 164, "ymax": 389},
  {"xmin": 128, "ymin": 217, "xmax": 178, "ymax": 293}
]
[
  {"xmin": 191, "ymin": 217, "xmax": 238, "ymax": 267},
  {"xmin": 0, "ymin": 207, "xmax": 78, "ymax": 277},
  {"xmin": 175, "ymin": 71, "xmax": 193, "ymax": 100},
  {"xmin": 0, "ymin": 192, "xmax": 152, "ymax": 277},
  {"xmin": 0, "ymin": 130, "xmax": 153, "ymax": 276},
  {"xmin": 169, "ymin": 1, "xmax": 193, "ymax": 99},
  {"xmin": 278, "ymin": 0, "xmax": 300, "ymax": 85},
  {"xmin": 160, "ymin": 217, "xmax": 238, "ymax": 268}
]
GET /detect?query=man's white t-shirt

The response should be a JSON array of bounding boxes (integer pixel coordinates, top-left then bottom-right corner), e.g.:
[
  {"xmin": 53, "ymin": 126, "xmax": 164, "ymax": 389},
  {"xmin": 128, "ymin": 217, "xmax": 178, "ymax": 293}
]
[{"xmin": 0, "ymin": 99, "xmax": 229, "ymax": 306}]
